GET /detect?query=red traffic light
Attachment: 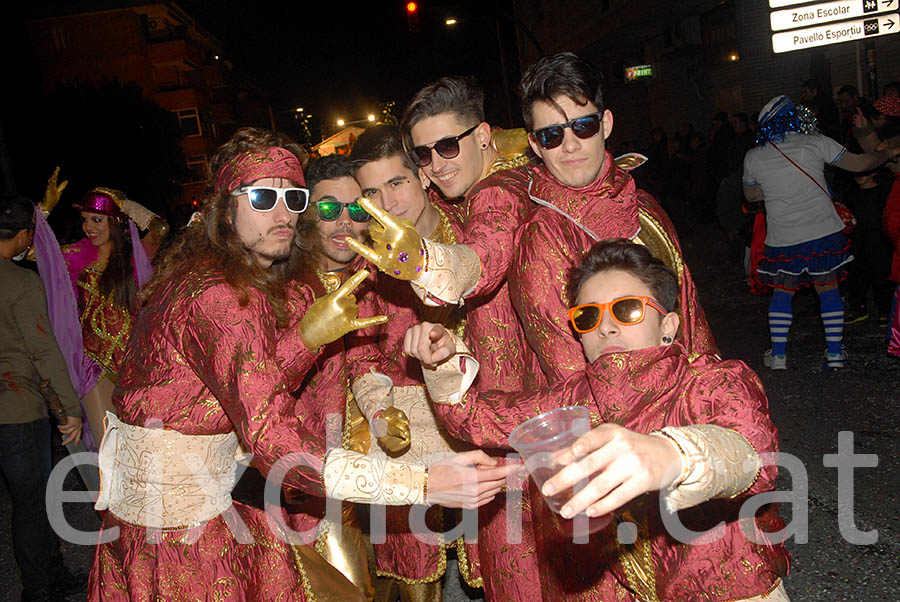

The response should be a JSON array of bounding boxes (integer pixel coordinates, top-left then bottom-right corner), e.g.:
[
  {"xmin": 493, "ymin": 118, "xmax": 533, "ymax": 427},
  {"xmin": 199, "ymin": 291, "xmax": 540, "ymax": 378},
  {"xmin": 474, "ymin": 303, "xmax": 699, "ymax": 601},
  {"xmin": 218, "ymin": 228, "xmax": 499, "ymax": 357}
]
[{"xmin": 406, "ymin": 2, "xmax": 417, "ymax": 13}]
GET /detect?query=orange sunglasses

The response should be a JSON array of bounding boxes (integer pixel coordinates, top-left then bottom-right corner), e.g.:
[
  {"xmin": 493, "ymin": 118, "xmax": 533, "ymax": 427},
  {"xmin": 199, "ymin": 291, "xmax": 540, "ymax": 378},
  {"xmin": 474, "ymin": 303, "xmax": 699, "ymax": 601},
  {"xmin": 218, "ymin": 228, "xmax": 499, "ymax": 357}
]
[{"xmin": 568, "ymin": 296, "xmax": 668, "ymax": 333}]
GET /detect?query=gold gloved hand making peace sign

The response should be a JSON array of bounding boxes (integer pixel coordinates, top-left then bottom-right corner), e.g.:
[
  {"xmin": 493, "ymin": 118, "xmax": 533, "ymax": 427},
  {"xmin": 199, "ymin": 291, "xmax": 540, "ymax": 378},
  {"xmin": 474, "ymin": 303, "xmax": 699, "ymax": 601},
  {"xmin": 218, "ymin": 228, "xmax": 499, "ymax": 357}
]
[
  {"xmin": 345, "ymin": 197, "xmax": 425, "ymax": 280},
  {"xmin": 299, "ymin": 269, "xmax": 389, "ymax": 351}
]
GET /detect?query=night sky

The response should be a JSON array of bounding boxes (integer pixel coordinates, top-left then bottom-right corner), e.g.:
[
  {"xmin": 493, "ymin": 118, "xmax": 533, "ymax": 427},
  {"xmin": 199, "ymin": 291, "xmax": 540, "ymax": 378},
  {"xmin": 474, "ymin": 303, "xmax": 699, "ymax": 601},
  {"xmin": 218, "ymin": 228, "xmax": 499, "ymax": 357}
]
[
  {"xmin": 179, "ymin": 0, "xmax": 524, "ymax": 131},
  {"xmin": 1, "ymin": 1, "xmax": 524, "ymax": 200}
]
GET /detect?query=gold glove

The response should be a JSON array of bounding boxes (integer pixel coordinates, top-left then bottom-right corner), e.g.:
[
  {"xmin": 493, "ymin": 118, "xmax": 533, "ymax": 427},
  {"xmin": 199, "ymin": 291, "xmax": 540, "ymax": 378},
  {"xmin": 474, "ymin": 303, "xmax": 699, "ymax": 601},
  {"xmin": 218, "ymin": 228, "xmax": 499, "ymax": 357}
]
[
  {"xmin": 40, "ymin": 167, "xmax": 68, "ymax": 216},
  {"xmin": 345, "ymin": 197, "xmax": 424, "ymax": 281},
  {"xmin": 352, "ymin": 371, "xmax": 411, "ymax": 453},
  {"xmin": 374, "ymin": 406, "xmax": 411, "ymax": 453},
  {"xmin": 491, "ymin": 128, "xmax": 529, "ymax": 157},
  {"xmin": 147, "ymin": 216, "xmax": 170, "ymax": 241},
  {"xmin": 298, "ymin": 269, "xmax": 389, "ymax": 351}
]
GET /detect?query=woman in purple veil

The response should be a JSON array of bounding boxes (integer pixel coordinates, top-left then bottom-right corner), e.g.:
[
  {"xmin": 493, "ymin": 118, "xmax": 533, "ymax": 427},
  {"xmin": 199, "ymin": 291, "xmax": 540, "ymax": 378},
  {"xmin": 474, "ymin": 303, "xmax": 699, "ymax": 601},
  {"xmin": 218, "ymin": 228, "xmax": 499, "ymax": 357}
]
[{"xmin": 33, "ymin": 169, "xmax": 168, "ymax": 452}]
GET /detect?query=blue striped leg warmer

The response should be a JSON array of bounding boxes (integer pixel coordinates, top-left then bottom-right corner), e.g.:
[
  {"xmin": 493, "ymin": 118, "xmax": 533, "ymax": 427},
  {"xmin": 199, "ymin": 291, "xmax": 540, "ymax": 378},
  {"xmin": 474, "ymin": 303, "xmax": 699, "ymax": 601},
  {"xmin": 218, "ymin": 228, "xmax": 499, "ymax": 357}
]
[
  {"xmin": 768, "ymin": 290, "xmax": 794, "ymax": 356},
  {"xmin": 818, "ymin": 287, "xmax": 844, "ymax": 355}
]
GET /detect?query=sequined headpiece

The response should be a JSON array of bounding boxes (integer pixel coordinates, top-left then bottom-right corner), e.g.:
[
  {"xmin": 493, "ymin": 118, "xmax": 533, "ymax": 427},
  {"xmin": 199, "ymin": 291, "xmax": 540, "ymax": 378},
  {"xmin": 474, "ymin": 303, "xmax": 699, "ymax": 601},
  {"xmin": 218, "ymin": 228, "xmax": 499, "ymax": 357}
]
[
  {"xmin": 215, "ymin": 146, "xmax": 305, "ymax": 194},
  {"xmin": 73, "ymin": 188, "xmax": 126, "ymax": 218},
  {"xmin": 755, "ymin": 95, "xmax": 819, "ymax": 146}
]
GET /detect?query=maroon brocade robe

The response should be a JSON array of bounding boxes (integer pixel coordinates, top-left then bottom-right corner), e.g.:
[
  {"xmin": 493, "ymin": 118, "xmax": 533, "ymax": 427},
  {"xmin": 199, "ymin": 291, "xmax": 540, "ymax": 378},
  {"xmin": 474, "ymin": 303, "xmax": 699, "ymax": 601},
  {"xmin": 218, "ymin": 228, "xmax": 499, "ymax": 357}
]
[
  {"xmin": 509, "ymin": 156, "xmax": 718, "ymax": 384},
  {"xmin": 435, "ymin": 342, "xmax": 789, "ymax": 601},
  {"xmin": 430, "ymin": 175, "xmax": 547, "ymax": 600},
  {"xmin": 89, "ymin": 267, "xmax": 325, "ymax": 601},
  {"xmin": 349, "ymin": 210, "xmax": 485, "ymax": 587}
]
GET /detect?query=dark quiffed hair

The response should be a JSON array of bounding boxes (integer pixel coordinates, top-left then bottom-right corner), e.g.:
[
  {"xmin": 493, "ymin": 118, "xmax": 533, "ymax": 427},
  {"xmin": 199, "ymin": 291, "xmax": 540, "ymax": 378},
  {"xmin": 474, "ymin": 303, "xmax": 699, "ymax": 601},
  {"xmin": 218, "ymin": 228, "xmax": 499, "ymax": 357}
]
[
  {"xmin": 400, "ymin": 76, "xmax": 485, "ymax": 156},
  {"xmin": 837, "ymin": 84, "xmax": 859, "ymax": 98},
  {"xmin": 351, "ymin": 124, "xmax": 417, "ymax": 175},
  {"xmin": 570, "ymin": 239, "xmax": 679, "ymax": 314},
  {"xmin": 306, "ymin": 154, "xmax": 353, "ymax": 192},
  {"xmin": 0, "ymin": 194, "xmax": 35, "ymax": 240},
  {"xmin": 519, "ymin": 52, "xmax": 605, "ymax": 131},
  {"xmin": 143, "ymin": 128, "xmax": 319, "ymax": 329}
]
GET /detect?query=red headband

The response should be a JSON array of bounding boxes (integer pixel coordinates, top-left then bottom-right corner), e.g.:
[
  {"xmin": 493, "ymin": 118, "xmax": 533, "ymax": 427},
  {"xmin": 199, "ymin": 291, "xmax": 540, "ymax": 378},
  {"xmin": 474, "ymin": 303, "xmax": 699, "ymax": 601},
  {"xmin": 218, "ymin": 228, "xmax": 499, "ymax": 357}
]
[{"xmin": 215, "ymin": 146, "xmax": 305, "ymax": 193}]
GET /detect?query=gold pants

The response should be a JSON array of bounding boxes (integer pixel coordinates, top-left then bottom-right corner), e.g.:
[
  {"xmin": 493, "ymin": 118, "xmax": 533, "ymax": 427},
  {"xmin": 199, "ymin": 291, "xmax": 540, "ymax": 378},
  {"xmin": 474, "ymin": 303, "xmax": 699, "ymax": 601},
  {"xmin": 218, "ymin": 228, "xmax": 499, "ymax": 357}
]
[
  {"xmin": 295, "ymin": 543, "xmax": 368, "ymax": 602},
  {"xmin": 373, "ymin": 577, "xmax": 442, "ymax": 602}
]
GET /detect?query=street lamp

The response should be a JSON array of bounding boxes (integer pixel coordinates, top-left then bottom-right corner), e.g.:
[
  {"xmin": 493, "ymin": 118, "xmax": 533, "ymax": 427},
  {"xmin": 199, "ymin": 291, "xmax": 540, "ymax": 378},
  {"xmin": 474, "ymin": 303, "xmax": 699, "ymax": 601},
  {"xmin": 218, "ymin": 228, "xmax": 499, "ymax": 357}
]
[
  {"xmin": 445, "ymin": 18, "xmax": 457, "ymax": 26},
  {"xmin": 336, "ymin": 119, "xmax": 345, "ymax": 127},
  {"xmin": 367, "ymin": 114, "xmax": 376, "ymax": 122}
]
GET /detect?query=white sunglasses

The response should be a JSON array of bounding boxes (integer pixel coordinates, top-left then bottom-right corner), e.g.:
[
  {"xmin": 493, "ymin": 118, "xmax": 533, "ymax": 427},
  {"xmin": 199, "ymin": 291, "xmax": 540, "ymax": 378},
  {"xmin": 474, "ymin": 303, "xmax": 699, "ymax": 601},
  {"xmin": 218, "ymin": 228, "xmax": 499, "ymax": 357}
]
[{"xmin": 233, "ymin": 186, "xmax": 310, "ymax": 213}]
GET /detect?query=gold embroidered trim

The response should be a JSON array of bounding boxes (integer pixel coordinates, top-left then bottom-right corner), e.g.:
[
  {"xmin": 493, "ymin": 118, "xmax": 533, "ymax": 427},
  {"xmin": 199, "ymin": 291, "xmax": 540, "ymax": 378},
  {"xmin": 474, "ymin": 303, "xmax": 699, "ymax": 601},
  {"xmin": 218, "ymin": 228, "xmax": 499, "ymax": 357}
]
[
  {"xmin": 374, "ymin": 506, "xmax": 448, "ymax": 584},
  {"xmin": 650, "ymin": 429, "xmax": 690, "ymax": 489},
  {"xmin": 454, "ymin": 537, "xmax": 484, "ymax": 588},
  {"xmin": 78, "ymin": 265, "xmax": 131, "ymax": 381},
  {"xmin": 431, "ymin": 205, "xmax": 457, "ymax": 246},
  {"xmin": 486, "ymin": 152, "xmax": 530, "ymax": 176},
  {"xmin": 728, "ymin": 429, "xmax": 762, "ymax": 499},
  {"xmin": 315, "ymin": 269, "xmax": 342, "ymax": 293},
  {"xmin": 287, "ymin": 537, "xmax": 322, "ymax": 602},
  {"xmin": 717, "ymin": 578, "xmax": 783, "ymax": 602},
  {"xmin": 634, "ymin": 209, "xmax": 684, "ymax": 286},
  {"xmin": 105, "ymin": 510, "xmax": 204, "ymax": 533},
  {"xmin": 614, "ymin": 511, "xmax": 659, "ymax": 602}
]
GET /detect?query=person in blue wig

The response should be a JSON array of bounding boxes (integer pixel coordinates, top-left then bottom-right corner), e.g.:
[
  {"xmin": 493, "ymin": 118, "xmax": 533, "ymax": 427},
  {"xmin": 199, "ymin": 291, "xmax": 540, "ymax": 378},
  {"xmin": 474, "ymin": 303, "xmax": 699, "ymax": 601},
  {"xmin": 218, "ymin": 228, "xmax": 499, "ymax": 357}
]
[{"xmin": 742, "ymin": 95, "xmax": 900, "ymax": 370}]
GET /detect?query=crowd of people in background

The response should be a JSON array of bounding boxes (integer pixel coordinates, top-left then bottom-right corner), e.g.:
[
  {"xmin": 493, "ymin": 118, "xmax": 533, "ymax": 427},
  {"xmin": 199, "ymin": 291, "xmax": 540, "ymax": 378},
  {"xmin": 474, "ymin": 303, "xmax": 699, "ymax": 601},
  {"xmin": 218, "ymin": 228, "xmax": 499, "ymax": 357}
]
[
  {"xmin": 632, "ymin": 78, "xmax": 900, "ymax": 365},
  {"xmin": 2, "ymin": 50, "xmax": 900, "ymax": 602}
]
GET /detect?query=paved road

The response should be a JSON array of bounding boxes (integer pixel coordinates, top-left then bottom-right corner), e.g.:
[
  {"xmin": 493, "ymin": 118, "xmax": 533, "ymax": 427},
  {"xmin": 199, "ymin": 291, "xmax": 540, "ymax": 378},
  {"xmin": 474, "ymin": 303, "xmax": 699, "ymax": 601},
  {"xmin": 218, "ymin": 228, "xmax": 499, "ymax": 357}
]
[{"xmin": 1, "ymin": 222, "xmax": 897, "ymax": 601}]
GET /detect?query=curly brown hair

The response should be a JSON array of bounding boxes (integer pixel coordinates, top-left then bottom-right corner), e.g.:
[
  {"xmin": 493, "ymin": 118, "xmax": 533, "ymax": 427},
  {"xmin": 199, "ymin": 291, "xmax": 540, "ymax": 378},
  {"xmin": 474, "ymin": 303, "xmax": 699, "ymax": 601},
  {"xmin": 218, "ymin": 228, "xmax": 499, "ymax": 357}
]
[{"xmin": 143, "ymin": 128, "xmax": 320, "ymax": 328}]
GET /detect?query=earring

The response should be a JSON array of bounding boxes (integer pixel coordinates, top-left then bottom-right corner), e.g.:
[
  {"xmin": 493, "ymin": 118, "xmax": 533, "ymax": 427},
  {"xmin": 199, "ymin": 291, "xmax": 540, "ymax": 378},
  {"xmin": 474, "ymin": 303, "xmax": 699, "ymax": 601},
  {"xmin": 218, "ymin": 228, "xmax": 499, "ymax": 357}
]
[
  {"xmin": 661, "ymin": 335, "xmax": 673, "ymax": 344},
  {"xmin": 481, "ymin": 142, "xmax": 488, "ymax": 149}
]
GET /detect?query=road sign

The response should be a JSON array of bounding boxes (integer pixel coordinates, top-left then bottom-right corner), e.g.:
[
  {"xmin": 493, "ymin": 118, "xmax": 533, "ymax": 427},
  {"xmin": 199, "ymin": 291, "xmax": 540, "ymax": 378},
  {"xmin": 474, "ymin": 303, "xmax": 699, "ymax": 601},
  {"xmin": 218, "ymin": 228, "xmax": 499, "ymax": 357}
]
[
  {"xmin": 772, "ymin": 12, "xmax": 898, "ymax": 52},
  {"xmin": 770, "ymin": 0, "xmax": 819, "ymax": 8},
  {"xmin": 771, "ymin": 0, "xmax": 896, "ymax": 31}
]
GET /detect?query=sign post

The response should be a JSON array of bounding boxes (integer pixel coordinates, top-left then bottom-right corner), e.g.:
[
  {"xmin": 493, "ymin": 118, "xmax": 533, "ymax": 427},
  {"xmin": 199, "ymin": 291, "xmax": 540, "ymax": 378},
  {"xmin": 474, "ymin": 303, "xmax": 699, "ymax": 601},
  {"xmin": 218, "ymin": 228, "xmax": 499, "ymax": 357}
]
[
  {"xmin": 772, "ymin": 12, "xmax": 898, "ymax": 52},
  {"xmin": 771, "ymin": 0, "xmax": 896, "ymax": 31},
  {"xmin": 769, "ymin": 0, "xmax": 898, "ymax": 53}
]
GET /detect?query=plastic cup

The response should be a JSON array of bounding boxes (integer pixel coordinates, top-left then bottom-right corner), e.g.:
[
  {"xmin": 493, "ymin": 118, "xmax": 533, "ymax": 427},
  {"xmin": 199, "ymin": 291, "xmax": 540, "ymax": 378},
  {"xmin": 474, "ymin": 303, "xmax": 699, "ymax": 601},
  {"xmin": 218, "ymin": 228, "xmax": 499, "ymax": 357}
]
[
  {"xmin": 508, "ymin": 406, "xmax": 592, "ymax": 512},
  {"xmin": 508, "ymin": 406, "xmax": 610, "ymax": 537}
]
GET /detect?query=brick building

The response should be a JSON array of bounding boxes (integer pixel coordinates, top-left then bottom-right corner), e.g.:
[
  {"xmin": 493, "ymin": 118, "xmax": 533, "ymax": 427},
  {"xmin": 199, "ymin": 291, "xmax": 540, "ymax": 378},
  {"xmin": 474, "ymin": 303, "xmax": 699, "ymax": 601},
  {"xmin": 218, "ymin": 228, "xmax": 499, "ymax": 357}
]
[
  {"xmin": 27, "ymin": 2, "xmax": 233, "ymax": 207},
  {"xmin": 513, "ymin": 0, "xmax": 900, "ymax": 150}
]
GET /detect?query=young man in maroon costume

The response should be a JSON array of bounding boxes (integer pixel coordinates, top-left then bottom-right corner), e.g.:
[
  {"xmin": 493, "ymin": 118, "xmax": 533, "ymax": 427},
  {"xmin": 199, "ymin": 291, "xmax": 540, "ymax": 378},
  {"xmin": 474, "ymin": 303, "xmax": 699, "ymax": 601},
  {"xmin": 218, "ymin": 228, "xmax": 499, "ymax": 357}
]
[
  {"xmin": 360, "ymin": 79, "xmax": 543, "ymax": 601},
  {"xmin": 88, "ymin": 129, "xmax": 511, "ymax": 602},
  {"xmin": 279, "ymin": 153, "xmax": 374, "ymax": 598},
  {"xmin": 349, "ymin": 124, "xmax": 482, "ymax": 601},
  {"xmin": 349, "ymin": 54, "xmax": 718, "ymax": 601},
  {"xmin": 406, "ymin": 240, "xmax": 790, "ymax": 602}
]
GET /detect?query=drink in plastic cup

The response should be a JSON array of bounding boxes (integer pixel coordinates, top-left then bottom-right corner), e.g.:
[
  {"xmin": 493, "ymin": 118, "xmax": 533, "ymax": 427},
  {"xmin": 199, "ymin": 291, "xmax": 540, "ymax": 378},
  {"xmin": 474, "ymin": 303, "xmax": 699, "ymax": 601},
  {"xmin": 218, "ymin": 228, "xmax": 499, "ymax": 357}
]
[{"xmin": 508, "ymin": 406, "xmax": 610, "ymax": 536}]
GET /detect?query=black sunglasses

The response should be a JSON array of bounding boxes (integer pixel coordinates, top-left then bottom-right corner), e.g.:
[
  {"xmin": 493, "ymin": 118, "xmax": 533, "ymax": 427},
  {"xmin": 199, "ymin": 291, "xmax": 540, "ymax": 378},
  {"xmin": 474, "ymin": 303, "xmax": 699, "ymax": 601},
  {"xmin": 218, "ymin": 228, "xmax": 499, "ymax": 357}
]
[
  {"xmin": 411, "ymin": 124, "xmax": 479, "ymax": 167},
  {"xmin": 531, "ymin": 113, "xmax": 603, "ymax": 150}
]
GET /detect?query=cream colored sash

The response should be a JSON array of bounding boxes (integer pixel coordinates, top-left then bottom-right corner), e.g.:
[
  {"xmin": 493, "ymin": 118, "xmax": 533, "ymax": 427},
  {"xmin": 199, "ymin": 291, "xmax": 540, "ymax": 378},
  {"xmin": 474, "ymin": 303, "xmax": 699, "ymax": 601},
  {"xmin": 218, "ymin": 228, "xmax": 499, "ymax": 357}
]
[{"xmin": 95, "ymin": 412, "xmax": 242, "ymax": 529}]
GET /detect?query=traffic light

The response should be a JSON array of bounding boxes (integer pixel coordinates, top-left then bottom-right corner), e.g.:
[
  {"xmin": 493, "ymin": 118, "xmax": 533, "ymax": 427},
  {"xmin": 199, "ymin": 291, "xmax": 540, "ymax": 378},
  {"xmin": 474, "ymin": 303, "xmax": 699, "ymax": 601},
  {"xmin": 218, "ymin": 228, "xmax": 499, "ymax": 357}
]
[{"xmin": 406, "ymin": 1, "xmax": 420, "ymax": 32}]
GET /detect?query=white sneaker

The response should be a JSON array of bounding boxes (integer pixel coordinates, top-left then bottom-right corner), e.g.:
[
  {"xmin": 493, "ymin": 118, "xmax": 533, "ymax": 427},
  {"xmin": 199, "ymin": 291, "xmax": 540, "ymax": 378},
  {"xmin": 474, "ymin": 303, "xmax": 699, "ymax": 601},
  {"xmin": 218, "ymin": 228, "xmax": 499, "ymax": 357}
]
[
  {"xmin": 825, "ymin": 350, "xmax": 848, "ymax": 370},
  {"xmin": 763, "ymin": 349, "xmax": 787, "ymax": 370}
]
